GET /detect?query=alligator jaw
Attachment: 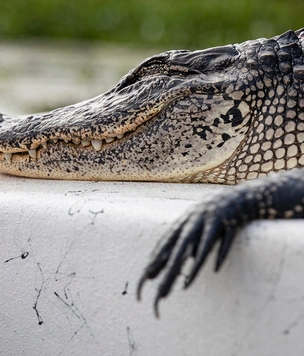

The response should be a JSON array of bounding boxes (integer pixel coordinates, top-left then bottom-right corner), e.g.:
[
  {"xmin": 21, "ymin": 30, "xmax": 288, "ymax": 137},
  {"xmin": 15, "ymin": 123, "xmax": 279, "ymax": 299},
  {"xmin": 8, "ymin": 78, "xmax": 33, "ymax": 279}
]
[{"xmin": 0, "ymin": 44, "xmax": 254, "ymax": 182}]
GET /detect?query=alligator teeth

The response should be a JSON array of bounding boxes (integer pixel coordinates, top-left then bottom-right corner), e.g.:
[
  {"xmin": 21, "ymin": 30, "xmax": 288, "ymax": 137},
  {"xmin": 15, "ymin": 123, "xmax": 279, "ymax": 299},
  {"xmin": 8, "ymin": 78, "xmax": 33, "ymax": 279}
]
[
  {"xmin": 91, "ymin": 139, "xmax": 103, "ymax": 151},
  {"xmin": 64, "ymin": 139, "xmax": 69, "ymax": 143},
  {"xmin": 117, "ymin": 134, "xmax": 124, "ymax": 139},
  {"xmin": 42, "ymin": 141, "xmax": 47, "ymax": 149},
  {"xmin": 53, "ymin": 139, "xmax": 58, "ymax": 143},
  {"xmin": 28, "ymin": 149, "xmax": 37, "ymax": 159},
  {"xmin": 105, "ymin": 137, "xmax": 114, "ymax": 143},
  {"xmin": 81, "ymin": 140, "xmax": 90, "ymax": 147},
  {"xmin": 4, "ymin": 153, "xmax": 12, "ymax": 163}
]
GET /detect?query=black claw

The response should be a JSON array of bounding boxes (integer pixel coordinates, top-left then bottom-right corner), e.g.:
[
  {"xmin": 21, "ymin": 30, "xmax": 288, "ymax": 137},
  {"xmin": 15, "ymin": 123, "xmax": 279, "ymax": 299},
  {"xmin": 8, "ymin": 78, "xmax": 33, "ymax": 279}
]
[
  {"xmin": 144, "ymin": 217, "xmax": 189, "ymax": 279},
  {"xmin": 215, "ymin": 253, "xmax": 224, "ymax": 272},
  {"xmin": 137, "ymin": 210, "xmax": 204, "ymax": 307},
  {"xmin": 137, "ymin": 272, "xmax": 148, "ymax": 301},
  {"xmin": 154, "ymin": 296, "xmax": 161, "ymax": 318},
  {"xmin": 215, "ymin": 229, "xmax": 235, "ymax": 272},
  {"xmin": 215, "ymin": 250, "xmax": 225, "ymax": 272},
  {"xmin": 186, "ymin": 222, "xmax": 222, "ymax": 286},
  {"xmin": 154, "ymin": 211, "xmax": 206, "ymax": 299},
  {"xmin": 185, "ymin": 251, "xmax": 208, "ymax": 288}
]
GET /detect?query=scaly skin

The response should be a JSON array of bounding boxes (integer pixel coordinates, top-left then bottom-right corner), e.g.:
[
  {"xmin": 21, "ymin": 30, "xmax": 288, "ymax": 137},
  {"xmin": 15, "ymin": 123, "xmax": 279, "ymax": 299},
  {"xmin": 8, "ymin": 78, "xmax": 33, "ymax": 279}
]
[{"xmin": 1, "ymin": 29, "xmax": 304, "ymax": 183}]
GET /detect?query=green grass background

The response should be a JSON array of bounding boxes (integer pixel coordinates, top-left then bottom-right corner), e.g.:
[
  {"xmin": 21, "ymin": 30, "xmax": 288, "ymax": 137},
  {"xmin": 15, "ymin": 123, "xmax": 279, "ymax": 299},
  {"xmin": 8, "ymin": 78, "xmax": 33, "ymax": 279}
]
[{"xmin": 1, "ymin": 0, "xmax": 304, "ymax": 49}]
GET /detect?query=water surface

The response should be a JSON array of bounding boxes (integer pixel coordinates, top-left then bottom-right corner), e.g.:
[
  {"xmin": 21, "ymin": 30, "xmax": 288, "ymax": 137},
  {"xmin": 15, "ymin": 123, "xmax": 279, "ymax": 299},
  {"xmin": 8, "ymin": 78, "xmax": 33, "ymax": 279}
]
[{"xmin": 0, "ymin": 40, "xmax": 156, "ymax": 116}]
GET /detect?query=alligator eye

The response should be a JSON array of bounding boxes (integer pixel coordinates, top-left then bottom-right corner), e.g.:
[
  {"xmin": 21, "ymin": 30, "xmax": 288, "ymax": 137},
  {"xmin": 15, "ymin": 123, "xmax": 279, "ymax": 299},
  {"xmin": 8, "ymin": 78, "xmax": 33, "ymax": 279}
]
[{"xmin": 298, "ymin": 31, "xmax": 304, "ymax": 38}]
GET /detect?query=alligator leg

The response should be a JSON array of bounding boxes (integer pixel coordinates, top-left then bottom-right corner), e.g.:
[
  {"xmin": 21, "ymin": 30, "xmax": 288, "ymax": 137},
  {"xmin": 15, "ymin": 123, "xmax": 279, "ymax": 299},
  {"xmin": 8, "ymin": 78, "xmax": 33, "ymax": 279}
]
[{"xmin": 137, "ymin": 168, "xmax": 304, "ymax": 317}]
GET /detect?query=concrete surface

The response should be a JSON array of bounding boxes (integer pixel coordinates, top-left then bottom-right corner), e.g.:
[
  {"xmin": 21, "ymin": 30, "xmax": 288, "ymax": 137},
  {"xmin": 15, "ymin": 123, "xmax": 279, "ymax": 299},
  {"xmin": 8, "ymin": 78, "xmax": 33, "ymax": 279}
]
[{"xmin": 1, "ymin": 173, "xmax": 304, "ymax": 356}]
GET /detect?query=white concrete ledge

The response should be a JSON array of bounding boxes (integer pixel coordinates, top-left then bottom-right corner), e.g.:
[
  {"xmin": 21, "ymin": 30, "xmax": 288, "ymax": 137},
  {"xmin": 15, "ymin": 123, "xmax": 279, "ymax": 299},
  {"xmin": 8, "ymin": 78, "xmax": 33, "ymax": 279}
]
[{"xmin": 1, "ymin": 174, "xmax": 304, "ymax": 356}]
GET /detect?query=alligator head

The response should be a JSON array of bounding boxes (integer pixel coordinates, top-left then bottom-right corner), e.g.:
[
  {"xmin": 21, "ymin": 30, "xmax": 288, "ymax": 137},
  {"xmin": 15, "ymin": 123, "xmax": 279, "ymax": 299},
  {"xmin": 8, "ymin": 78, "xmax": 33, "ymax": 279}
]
[{"xmin": 0, "ymin": 28, "xmax": 304, "ymax": 182}]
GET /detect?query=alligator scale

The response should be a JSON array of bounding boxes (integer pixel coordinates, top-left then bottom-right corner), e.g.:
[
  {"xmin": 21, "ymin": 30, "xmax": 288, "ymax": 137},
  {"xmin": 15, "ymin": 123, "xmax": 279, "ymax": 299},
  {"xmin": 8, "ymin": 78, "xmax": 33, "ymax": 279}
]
[{"xmin": 1, "ymin": 29, "xmax": 304, "ymax": 313}]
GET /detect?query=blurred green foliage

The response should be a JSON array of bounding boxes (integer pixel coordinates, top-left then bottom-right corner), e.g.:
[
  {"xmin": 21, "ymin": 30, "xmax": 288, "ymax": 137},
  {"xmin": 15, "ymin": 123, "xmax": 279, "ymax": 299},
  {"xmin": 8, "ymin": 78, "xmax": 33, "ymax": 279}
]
[{"xmin": 1, "ymin": 0, "xmax": 304, "ymax": 49}]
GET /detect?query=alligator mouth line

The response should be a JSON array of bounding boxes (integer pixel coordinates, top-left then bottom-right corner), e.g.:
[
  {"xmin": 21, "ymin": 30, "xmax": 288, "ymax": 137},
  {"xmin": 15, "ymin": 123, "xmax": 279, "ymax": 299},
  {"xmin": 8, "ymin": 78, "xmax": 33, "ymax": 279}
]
[{"xmin": 0, "ymin": 131, "xmax": 130, "ymax": 164}]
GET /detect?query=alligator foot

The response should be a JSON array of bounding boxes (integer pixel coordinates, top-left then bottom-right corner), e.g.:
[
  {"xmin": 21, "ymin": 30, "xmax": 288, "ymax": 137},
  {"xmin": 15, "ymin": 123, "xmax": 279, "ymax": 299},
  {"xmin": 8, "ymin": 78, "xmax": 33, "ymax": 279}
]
[{"xmin": 137, "ymin": 169, "xmax": 304, "ymax": 317}]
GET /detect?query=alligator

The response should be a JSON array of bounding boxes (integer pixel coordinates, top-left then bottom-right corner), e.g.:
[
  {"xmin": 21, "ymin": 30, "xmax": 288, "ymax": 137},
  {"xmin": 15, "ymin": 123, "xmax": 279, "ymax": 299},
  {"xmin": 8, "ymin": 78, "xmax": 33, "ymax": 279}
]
[{"xmin": 1, "ymin": 28, "xmax": 304, "ymax": 316}]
